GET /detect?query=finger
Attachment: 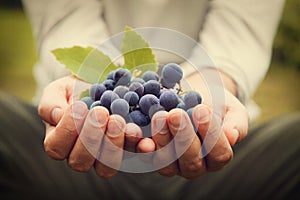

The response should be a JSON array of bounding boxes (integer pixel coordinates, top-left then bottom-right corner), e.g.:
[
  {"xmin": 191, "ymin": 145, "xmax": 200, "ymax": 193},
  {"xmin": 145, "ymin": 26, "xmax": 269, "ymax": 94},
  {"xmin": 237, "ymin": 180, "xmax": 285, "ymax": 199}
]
[
  {"xmin": 195, "ymin": 113, "xmax": 233, "ymax": 172},
  {"xmin": 192, "ymin": 104, "xmax": 212, "ymax": 138},
  {"xmin": 68, "ymin": 107, "xmax": 109, "ymax": 172},
  {"xmin": 167, "ymin": 109, "xmax": 206, "ymax": 179},
  {"xmin": 152, "ymin": 111, "xmax": 178, "ymax": 177},
  {"xmin": 38, "ymin": 77, "xmax": 74, "ymax": 125},
  {"xmin": 124, "ymin": 123, "xmax": 142, "ymax": 153},
  {"xmin": 95, "ymin": 115, "xmax": 126, "ymax": 178},
  {"xmin": 136, "ymin": 137, "xmax": 156, "ymax": 164},
  {"xmin": 44, "ymin": 101, "xmax": 88, "ymax": 160},
  {"xmin": 223, "ymin": 105, "xmax": 249, "ymax": 146},
  {"xmin": 137, "ymin": 137, "xmax": 156, "ymax": 153}
]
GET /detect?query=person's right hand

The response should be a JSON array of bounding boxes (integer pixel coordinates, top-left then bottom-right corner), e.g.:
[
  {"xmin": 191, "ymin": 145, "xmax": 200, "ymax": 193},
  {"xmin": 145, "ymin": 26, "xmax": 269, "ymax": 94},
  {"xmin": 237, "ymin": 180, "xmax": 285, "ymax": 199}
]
[{"xmin": 38, "ymin": 76, "xmax": 154, "ymax": 178}]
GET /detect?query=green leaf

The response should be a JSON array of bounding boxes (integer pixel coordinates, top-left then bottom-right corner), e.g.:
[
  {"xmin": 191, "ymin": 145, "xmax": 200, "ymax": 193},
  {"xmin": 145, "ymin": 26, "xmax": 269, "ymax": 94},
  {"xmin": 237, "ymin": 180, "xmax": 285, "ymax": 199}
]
[
  {"xmin": 122, "ymin": 26, "xmax": 158, "ymax": 76},
  {"xmin": 52, "ymin": 46, "xmax": 118, "ymax": 83}
]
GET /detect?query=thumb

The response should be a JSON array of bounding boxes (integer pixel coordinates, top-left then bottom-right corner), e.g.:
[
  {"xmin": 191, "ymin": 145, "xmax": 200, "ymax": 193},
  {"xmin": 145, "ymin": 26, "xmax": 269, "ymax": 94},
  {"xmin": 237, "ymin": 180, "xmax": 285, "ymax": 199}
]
[
  {"xmin": 38, "ymin": 77, "xmax": 74, "ymax": 125},
  {"xmin": 222, "ymin": 105, "xmax": 249, "ymax": 146}
]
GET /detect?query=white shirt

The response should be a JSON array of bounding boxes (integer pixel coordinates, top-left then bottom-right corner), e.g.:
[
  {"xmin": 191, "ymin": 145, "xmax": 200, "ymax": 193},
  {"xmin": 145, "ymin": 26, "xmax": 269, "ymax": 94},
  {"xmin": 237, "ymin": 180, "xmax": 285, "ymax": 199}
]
[{"xmin": 22, "ymin": 0, "xmax": 285, "ymax": 120}]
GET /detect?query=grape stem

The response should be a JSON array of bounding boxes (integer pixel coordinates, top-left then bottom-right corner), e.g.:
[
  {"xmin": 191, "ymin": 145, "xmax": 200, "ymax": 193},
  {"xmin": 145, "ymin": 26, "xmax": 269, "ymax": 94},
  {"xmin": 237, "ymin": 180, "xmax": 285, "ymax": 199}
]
[{"xmin": 176, "ymin": 81, "xmax": 183, "ymax": 94}]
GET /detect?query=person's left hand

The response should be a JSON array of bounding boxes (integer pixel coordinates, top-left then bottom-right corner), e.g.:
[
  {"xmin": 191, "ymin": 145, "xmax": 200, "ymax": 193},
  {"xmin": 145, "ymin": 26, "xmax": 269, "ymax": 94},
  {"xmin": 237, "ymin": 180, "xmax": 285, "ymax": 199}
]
[{"xmin": 148, "ymin": 69, "xmax": 249, "ymax": 179}]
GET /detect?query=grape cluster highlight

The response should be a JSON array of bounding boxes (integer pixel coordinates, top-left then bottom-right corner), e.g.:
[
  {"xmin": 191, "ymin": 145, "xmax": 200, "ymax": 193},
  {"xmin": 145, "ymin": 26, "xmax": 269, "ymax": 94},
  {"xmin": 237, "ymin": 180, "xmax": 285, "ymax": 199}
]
[{"xmin": 81, "ymin": 63, "xmax": 202, "ymax": 137}]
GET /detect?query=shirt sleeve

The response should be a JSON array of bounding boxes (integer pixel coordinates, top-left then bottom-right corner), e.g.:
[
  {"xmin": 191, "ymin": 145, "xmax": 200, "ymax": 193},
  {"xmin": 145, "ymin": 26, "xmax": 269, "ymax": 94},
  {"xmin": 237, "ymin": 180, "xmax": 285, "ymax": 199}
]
[
  {"xmin": 22, "ymin": 0, "xmax": 120, "ymax": 103},
  {"xmin": 182, "ymin": 0, "xmax": 285, "ymax": 104}
]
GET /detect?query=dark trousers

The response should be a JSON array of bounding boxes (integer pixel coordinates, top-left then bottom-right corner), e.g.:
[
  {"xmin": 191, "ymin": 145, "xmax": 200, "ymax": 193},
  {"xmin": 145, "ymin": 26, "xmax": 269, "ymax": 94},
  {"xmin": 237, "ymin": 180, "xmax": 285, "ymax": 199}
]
[{"xmin": 0, "ymin": 90, "xmax": 299, "ymax": 200}]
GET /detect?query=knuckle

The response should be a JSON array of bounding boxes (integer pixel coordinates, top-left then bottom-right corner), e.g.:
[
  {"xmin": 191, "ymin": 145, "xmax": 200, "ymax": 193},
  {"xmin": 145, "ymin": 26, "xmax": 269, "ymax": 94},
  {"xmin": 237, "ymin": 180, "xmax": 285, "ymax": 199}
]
[
  {"xmin": 208, "ymin": 150, "xmax": 233, "ymax": 171},
  {"xmin": 101, "ymin": 157, "xmax": 121, "ymax": 170},
  {"xmin": 215, "ymin": 151, "xmax": 233, "ymax": 165},
  {"xmin": 44, "ymin": 146, "xmax": 65, "ymax": 160},
  {"xmin": 44, "ymin": 139, "xmax": 66, "ymax": 160},
  {"xmin": 68, "ymin": 159, "xmax": 91, "ymax": 172},
  {"xmin": 95, "ymin": 169, "xmax": 117, "ymax": 179},
  {"xmin": 174, "ymin": 133, "xmax": 195, "ymax": 148},
  {"xmin": 103, "ymin": 139, "xmax": 123, "ymax": 154},
  {"xmin": 159, "ymin": 168, "xmax": 177, "ymax": 177},
  {"xmin": 154, "ymin": 135, "xmax": 172, "ymax": 148},
  {"xmin": 60, "ymin": 122, "xmax": 79, "ymax": 137},
  {"xmin": 187, "ymin": 159, "xmax": 204, "ymax": 173},
  {"xmin": 80, "ymin": 133, "xmax": 102, "ymax": 149},
  {"xmin": 37, "ymin": 105, "xmax": 45, "ymax": 118},
  {"xmin": 105, "ymin": 144, "xmax": 120, "ymax": 154},
  {"xmin": 177, "ymin": 159, "xmax": 205, "ymax": 179}
]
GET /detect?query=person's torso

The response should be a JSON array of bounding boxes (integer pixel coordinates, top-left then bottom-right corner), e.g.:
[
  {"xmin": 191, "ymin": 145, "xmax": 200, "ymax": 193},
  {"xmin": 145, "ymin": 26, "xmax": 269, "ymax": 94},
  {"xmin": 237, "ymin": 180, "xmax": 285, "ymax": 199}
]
[{"xmin": 103, "ymin": 0, "xmax": 209, "ymax": 40}]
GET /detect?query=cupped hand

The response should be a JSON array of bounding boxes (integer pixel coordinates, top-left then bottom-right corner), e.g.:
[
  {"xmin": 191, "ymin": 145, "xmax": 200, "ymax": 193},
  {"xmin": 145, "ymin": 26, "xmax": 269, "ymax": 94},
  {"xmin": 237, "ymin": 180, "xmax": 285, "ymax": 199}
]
[
  {"xmin": 150, "ymin": 69, "xmax": 249, "ymax": 179},
  {"xmin": 38, "ymin": 69, "xmax": 249, "ymax": 180},
  {"xmin": 38, "ymin": 76, "xmax": 152, "ymax": 178}
]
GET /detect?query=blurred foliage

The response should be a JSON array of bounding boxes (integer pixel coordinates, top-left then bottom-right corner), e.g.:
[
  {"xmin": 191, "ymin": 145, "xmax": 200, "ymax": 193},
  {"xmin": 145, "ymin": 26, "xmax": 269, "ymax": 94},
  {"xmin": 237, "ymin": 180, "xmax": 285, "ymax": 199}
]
[
  {"xmin": 253, "ymin": 64, "xmax": 300, "ymax": 124},
  {"xmin": 272, "ymin": 0, "xmax": 300, "ymax": 68},
  {"xmin": 0, "ymin": 8, "xmax": 37, "ymax": 102}
]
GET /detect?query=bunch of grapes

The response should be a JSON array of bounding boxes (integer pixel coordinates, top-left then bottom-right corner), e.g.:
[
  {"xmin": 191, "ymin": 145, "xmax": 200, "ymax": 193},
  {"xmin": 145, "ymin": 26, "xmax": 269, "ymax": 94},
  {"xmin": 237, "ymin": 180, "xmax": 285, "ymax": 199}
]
[{"xmin": 81, "ymin": 63, "xmax": 202, "ymax": 137}]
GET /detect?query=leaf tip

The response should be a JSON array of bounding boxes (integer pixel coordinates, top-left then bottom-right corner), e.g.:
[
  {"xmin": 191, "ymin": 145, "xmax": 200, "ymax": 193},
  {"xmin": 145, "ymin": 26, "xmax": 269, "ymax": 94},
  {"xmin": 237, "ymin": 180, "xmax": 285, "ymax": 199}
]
[{"xmin": 125, "ymin": 26, "xmax": 133, "ymax": 32}]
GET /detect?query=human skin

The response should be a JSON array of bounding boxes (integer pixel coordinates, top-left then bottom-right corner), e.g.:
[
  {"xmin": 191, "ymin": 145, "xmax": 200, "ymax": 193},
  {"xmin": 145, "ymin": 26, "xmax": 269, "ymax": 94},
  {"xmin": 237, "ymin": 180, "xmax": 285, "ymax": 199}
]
[
  {"xmin": 151, "ymin": 68, "xmax": 248, "ymax": 178},
  {"xmin": 38, "ymin": 69, "xmax": 248, "ymax": 179}
]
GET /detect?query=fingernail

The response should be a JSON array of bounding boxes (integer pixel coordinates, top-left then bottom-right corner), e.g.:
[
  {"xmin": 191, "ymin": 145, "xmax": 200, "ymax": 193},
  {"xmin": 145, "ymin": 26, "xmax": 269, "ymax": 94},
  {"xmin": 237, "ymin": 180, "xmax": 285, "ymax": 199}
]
[
  {"xmin": 107, "ymin": 115, "xmax": 125, "ymax": 138},
  {"xmin": 154, "ymin": 116, "xmax": 168, "ymax": 135},
  {"xmin": 72, "ymin": 102, "xmax": 87, "ymax": 119},
  {"xmin": 89, "ymin": 108, "xmax": 109, "ymax": 127},
  {"xmin": 169, "ymin": 112, "xmax": 187, "ymax": 131},
  {"xmin": 195, "ymin": 107, "xmax": 210, "ymax": 124},
  {"xmin": 125, "ymin": 123, "xmax": 140, "ymax": 137},
  {"xmin": 51, "ymin": 107, "xmax": 61, "ymax": 124}
]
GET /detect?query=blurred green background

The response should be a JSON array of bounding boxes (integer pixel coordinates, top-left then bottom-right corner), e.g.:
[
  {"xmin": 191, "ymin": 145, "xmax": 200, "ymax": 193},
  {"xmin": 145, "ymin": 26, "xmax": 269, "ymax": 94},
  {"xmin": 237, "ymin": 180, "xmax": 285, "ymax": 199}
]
[{"xmin": 0, "ymin": 0, "xmax": 299, "ymax": 124}]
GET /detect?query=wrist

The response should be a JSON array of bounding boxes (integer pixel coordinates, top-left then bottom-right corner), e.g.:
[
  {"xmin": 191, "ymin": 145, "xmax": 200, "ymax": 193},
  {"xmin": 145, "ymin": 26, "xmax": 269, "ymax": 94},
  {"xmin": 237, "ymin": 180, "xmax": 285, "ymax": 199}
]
[
  {"xmin": 217, "ymin": 69, "xmax": 238, "ymax": 97},
  {"xmin": 185, "ymin": 67, "xmax": 237, "ymax": 98}
]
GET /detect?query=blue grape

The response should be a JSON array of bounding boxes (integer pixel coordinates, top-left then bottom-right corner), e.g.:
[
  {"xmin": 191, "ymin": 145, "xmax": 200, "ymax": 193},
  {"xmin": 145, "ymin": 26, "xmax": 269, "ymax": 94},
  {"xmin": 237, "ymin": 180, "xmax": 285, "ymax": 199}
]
[
  {"xmin": 176, "ymin": 96, "xmax": 186, "ymax": 110},
  {"xmin": 113, "ymin": 85, "xmax": 129, "ymax": 98},
  {"xmin": 162, "ymin": 63, "xmax": 183, "ymax": 83},
  {"xmin": 177, "ymin": 102, "xmax": 186, "ymax": 110},
  {"xmin": 103, "ymin": 79, "xmax": 115, "ymax": 90},
  {"xmin": 107, "ymin": 70, "xmax": 115, "ymax": 80},
  {"xmin": 89, "ymin": 83, "xmax": 106, "ymax": 100},
  {"xmin": 160, "ymin": 78, "xmax": 176, "ymax": 89},
  {"xmin": 124, "ymin": 91, "xmax": 139, "ymax": 106},
  {"xmin": 129, "ymin": 110, "xmax": 150, "ymax": 126},
  {"xmin": 90, "ymin": 100, "xmax": 101, "ymax": 109},
  {"xmin": 183, "ymin": 91, "xmax": 202, "ymax": 110},
  {"xmin": 114, "ymin": 68, "xmax": 132, "ymax": 86},
  {"xmin": 83, "ymin": 67, "xmax": 203, "ymax": 134},
  {"xmin": 139, "ymin": 94, "xmax": 159, "ymax": 115},
  {"xmin": 81, "ymin": 96, "xmax": 94, "ymax": 109},
  {"xmin": 129, "ymin": 82, "xmax": 144, "ymax": 97},
  {"xmin": 143, "ymin": 80, "xmax": 161, "ymax": 96},
  {"xmin": 100, "ymin": 90, "xmax": 119, "ymax": 109},
  {"xmin": 142, "ymin": 71, "xmax": 159, "ymax": 82},
  {"xmin": 159, "ymin": 90, "xmax": 179, "ymax": 111},
  {"xmin": 131, "ymin": 78, "xmax": 145, "ymax": 84},
  {"xmin": 157, "ymin": 90, "xmax": 164, "ymax": 98},
  {"xmin": 110, "ymin": 99, "xmax": 129, "ymax": 118}
]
